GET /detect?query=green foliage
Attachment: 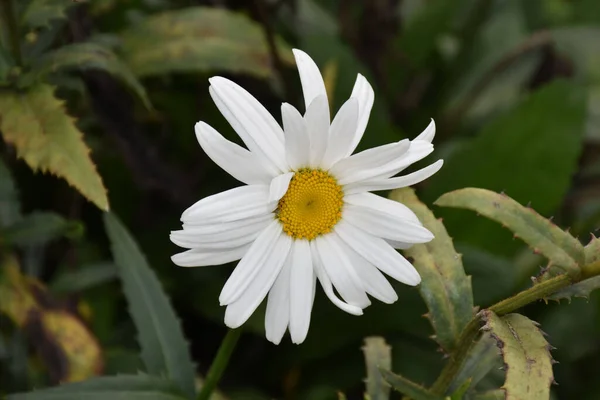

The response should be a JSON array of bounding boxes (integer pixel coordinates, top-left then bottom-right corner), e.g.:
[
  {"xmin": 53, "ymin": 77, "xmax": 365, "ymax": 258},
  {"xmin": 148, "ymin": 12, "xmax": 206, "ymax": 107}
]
[
  {"xmin": 0, "ymin": 159, "xmax": 21, "ymax": 228},
  {"xmin": 1, "ymin": 211, "xmax": 82, "ymax": 246},
  {"xmin": 7, "ymin": 373, "xmax": 188, "ymax": 400},
  {"xmin": 119, "ymin": 7, "xmax": 293, "ymax": 78},
  {"xmin": 49, "ymin": 262, "xmax": 117, "ymax": 294},
  {"xmin": 449, "ymin": 333, "xmax": 501, "ymax": 395},
  {"xmin": 379, "ymin": 368, "xmax": 442, "ymax": 400},
  {"xmin": 480, "ymin": 311, "xmax": 554, "ymax": 400},
  {"xmin": 390, "ymin": 188, "xmax": 474, "ymax": 351},
  {"xmin": 436, "ymin": 188, "xmax": 585, "ymax": 275},
  {"xmin": 21, "ymin": 0, "xmax": 83, "ymax": 29},
  {"xmin": 29, "ymin": 42, "xmax": 151, "ymax": 109},
  {"xmin": 103, "ymin": 212, "xmax": 196, "ymax": 399},
  {"xmin": 361, "ymin": 337, "xmax": 391, "ymax": 400},
  {"xmin": 0, "ymin": 84, "xmax": 109, "ymax": 211}
]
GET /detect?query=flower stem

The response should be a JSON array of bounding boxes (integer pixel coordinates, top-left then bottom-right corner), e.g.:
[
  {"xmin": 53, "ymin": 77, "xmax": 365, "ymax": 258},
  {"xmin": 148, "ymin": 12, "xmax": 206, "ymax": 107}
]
[
  {"xmin": 0, "ymin": 0, "xmax": 22, "ymax": 66},
  {"xmin": 197, "ymin": 329, "xmax": 241, "ymax": 400},
  {"xmin": 430, "ymin": 274, "xmax": 572, "ymax": 395}
]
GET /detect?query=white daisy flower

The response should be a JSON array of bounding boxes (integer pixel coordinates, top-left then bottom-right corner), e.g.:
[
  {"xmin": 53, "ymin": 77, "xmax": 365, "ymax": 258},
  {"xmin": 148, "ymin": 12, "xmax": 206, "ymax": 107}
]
[{"xmin": 171, "ymin": 49, "xmax": 443, "ymax": 345}]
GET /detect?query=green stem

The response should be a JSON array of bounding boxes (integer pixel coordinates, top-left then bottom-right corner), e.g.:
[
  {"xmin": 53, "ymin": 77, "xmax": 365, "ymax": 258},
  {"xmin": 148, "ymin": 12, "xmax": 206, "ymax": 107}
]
[
  {"xmin": 0, "ymin": 0, "xmax": 21, "ymax": 66},
  {"xmin": 430, "ymin": 274, "xmax": 572, "ymax": 395},
  {"xmin": 197, "ymin": 329, "xmax": 241, "ymax": 400}
]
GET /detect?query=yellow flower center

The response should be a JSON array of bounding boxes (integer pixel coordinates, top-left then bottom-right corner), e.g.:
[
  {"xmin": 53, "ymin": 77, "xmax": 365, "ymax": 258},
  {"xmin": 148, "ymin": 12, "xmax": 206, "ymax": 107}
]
[{"xmin": 276, "ymin": 169, "xmax": 344, "ymax": 240}]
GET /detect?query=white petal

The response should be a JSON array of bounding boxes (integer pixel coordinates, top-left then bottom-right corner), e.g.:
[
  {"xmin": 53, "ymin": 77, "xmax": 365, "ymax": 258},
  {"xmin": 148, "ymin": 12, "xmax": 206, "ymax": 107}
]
[
  {"xmin": 346, "ymin": 74, "xmax": 375, "ymax": 157},
  {"xmin": 386, "ymin": 240, "xmax": 414, "ymax": 250},
  {"xmin": 344, "ymin": 244, "xmax": 398, "ymax": 304},
  {"xmin": 171, "ymin": 244, "xmax": 250, "ymax": 267},
  {"xmin": 344, "ymin": 204, "xmax": 433, "ymax": 243},
  {"xmin": 195, "ymin": 122, "xmax": 273, "ymax": 185},
  {"xmin": 171, "ymin": 215, "xmax": 271, "ymax": 249},
  {"xmin": 224, "ymin": 231, "xmax": 292, "ymax": 328},
  {"xmin": 219, "ymin": 220, "xmax": 284, "ymax": 305},
  {"xmin": 344, "ymin": 193, "xmax": 421, "ymax": 225},
  {"xmin": 414, "ymin": 119, "xmax": 436, "ymax": 143},
  {"xmin": 344, "ymin": 160, "xmax": 444, "ymax": 194},
  {"xmin": 289, "ymin": 240, "xmax": 315, "ymax": 344},
  {"xmin": 293, "ymin": 49, "xmax": 328, "ymax": 111},
  {"xmin": 268, "ymin": 172, "xmax": 294, "ymax": 203},
  {"xmin": 310, "ymin": 241, "xmax": 363, "ymax": 315},
  {"xmin": 209, "ymin": 78, "xmax": 287, "ymax": 172},
  {"xmin": 335, "ymin": 220, "xmax": 421, "ymax": 286},
  {"xmin": 368, "ymin": 140, "xmax": 434, "ymax": 180},
  {"xmin": 305, "ymin": 95, "xmax": 330, "ymax": 167},
  {"xmin": 321, "ymin": 97, "xmax": 359, "ymax": 170},
  {"xmin": 181, "ymin": 185, "xmax": 272, "ymax": 224},
  {"xmin": 330, "ymin": 140, "xmax": 410, "ymax": 185},
  {"xmin": 265, "ymin": 251, "xmax": 292, "ymax": 345},
  {"xmin": 314, "ymin": 235, "xmax": 370, "ymax": 308},
  {"xmin": 282, "ymin": 103, "xmax": 310, "ymax": 169}
]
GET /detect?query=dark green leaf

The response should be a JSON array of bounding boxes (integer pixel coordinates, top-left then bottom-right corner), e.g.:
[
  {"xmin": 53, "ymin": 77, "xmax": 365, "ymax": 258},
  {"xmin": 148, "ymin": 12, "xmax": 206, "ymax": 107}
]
[
  {"xmin": 379, "ymin": 368, "xmax": 442, "ymax": 400},
  {"xmin": 49, "ymin": 262, "xmax": 117, "ymax": 294},
  {"xmin": 449, "ymin": 377, "xmax": 471, "ymax": 400},
  {"xmin": 436, "ymin": 188, "xmax": 585, "ymax": 275},
  {"xmin": 471, "ymin": 390, "xmax": 505, "ymax": 400},
  {"xmin": 7, "ymin": 373, "xmax": 188, "ymax": 400},
  {"xmin": 480, "ymin": 311, "xmax": 554, "ymax": 400},
  {"xmin": 390, "ymin": 188, "xmax": 474, "ymax": 351},
  {"xmin": 119, "ymin": 7, "xmax": 293, "ymax": 78},
  {"xmin": 103, "ymin": 212, "xmax": 196, "ymax": 399},
  {"xmin": 29, "ymin": 42, "xmax": 151, "ymax": 109},
  {"xmin": 362, "ymin": 337, "xmax": 391, "ymax": 400},
  {"xmin": 450, "ymin": 333, "xmax": 501, "ymax": 394},
  {"xmin": 0, "ymin": 159, "xmax": 21, "ymax": 228},
  {"xmin": 21, "ymin": 0, "xmax": 83, "ymax": 29},
  {"xmin": 2, "ymin": 212, "xmax": 82, "ymax": 246}
]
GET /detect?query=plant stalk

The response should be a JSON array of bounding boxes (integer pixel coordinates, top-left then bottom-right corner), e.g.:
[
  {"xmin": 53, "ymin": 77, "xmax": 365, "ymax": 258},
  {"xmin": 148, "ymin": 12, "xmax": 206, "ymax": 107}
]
[
  {"xmin": 197, "ymin": 328, "xmax": 241, "ymax": 400},
  {"xmin": 0, "ymin": 0, "xmax": 21, "ymax": 66},
  {"xmin": 430, "ymin": 274, "xmax": 572, "ymax": 395}
]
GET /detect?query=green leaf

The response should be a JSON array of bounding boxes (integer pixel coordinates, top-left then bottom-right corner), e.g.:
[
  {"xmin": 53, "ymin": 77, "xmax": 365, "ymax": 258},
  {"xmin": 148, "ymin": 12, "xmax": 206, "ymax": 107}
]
[
  {"xmin": 0, "ymin": 159, "xmax": 21, "ymax": 228},
  {"xmin": 29, "ymin": 42, "xmax": 151, "ymax": 109},
  {"xmin": 103, "ymin": 212, "xmax": 196, "ymax": 399},
  {"xmin": 389, "ymin": 188, "xmax": 474, "ymax": 351},
  {"xmin": 435, "ymin": 188, "xmax": 585, "ymax": 275},
  {"xmin": 119, "ymin": 7, "xmax": 293, "ymax": 78},
  {"xmin": 552, "ymin": 27, "xmax": 600, "ymax": 83},
  {"xmin": 379, "ymin": 369, "xmax": 442, "ymax": 400},
  {"xmin": 480, "ymin": 311, "xmax": 554, "ymax": 400},
  {"xmin": 2, "ymin": 212, "xmax": 82, "ymax": 246},
  {"xmin": 7, "ymin": 373, "xmax": 188, "ymax": 399},
  {"xmin": 49, "ymin": 262, "xmax": 117, "ymax": 294},
  {"xmin": 584, "ymin": 235, "xmax": 600, "ymax": 266},
  {"xmin": 449, "ymin": 333, "xmax": 501, "ymax": 394},
  {"xmin": 0, "ymin": 85, "xmax": 109, "ymax": 211},
  {"xmin": 426, "ymin": 80, "xmax": 586, "ymax": 254},
  {"xmin": 21, "ymin": 0, "xmax": 83, "ymax": 29},
  {"xmin": 471, "ymin": 390, "xmax": 505, "ymax": 400},
  {"xmin": 362, "ymin": 337, "xmax": 391, "ymax": 400},
  {"xmin": 449, "ymin": 378, "xmax": 471, "ymax": 400}
]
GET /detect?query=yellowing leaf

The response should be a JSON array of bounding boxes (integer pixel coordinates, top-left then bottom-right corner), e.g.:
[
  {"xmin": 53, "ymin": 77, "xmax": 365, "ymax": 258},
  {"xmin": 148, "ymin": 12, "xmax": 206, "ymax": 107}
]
[{"xmin": 0, "ymin": 85, "xmax": 109, "ymax": 210}]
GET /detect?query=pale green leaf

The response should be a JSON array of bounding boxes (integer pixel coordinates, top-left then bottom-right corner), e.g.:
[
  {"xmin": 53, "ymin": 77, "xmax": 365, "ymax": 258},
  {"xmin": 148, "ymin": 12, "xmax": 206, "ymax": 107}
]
[
  {"xmin": 50, "ymin": 262, "xmax": 117, "ymax": 294},
  {"xmin": 584, "ymin": 235, "xmax": 600, "ymax": 265},
  {"xmin": 435, "ymin": 188, "xmax": 585, "ymax": 275},
  {"xmin": 449, "ymin": 378, "xmax": 471, "ymax": 400},
  {"xmin": 103, "ymin": 212, "xmax": 196, "ymax": 399},
  {"xmin": 0, "ymin": 85, "xmax": 109, "ymax": 211},
  {"xmin": 2, "ymin": 212, "xmax": 82, "ymax": 246},
  {"xmin": 7, "ymin": 373, "xmax": 187, "ymax": 400},
  {"xmin": 471, "ymin": 390, "xmax": 505, "ymax": 400},
  {"xmin": 480, "ymin": 311, "xmax": 554, "ymax": 400},
  {"xmin": 362, "ymin": 337, "xmax": 391, "ymax": 400},
  {"xmin": 0, "ymin": 159, "xmax": 21, "ymax": 228},
  {"xmin": 379, "ymin": 368, "xmax": 442, "ymax": 400},
  {"xmin": 390, "ymin": 188, "xmax": 474, "ymax": 351},
  {"xmin": 119, "ymin": 7, "xmax": 293, "ymax": 78},
  {"xmin": 30, "ymin": 42, "xmax": 151, "ymax": 109},
  {"xmin": 21, "ymin": 0, "xmax": 84, "ymax": 29}
]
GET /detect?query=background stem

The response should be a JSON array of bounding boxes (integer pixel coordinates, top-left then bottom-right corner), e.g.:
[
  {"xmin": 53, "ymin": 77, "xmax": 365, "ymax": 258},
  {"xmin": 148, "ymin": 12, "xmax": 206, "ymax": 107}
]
[
  {"xmin": 0, "ymin": 0, "xmax": 22, "ymax": 66},
  {"xmin": 197, "ymin": 329, "xmax": 241, "ymax": 400}
]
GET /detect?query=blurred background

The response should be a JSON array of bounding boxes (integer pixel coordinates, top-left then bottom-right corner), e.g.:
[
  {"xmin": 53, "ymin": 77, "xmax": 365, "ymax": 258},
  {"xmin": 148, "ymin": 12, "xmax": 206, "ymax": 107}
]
[{"xmin": 1, "ymin": 0, "xmax": 600, "ymax": 399}]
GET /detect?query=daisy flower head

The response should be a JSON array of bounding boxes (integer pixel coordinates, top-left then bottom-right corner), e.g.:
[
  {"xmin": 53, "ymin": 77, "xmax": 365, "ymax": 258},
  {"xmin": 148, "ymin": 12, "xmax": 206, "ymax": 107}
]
[{"xmin": 170, "ymin": 49, "xmax": 443, "ymax": 345}]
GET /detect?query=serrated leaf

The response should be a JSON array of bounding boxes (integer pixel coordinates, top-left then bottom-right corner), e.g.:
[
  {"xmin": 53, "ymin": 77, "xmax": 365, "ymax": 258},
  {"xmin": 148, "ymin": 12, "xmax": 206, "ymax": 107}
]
[
  {"xmin": 0, "ymin": 85, "xmax": 109, "ymax": 211},
  {"xmin": 2, "ymin": 211, "xmax": 82, "ymax": 246},
  {"xmin": 435, "ymin": 188, "xmax": 585, "ymax": 275},
  {"xmin": 103, "ymin": 212, "xmax": 196, "ymax": 399},
  {"xmin": 21, "ymin": 0, "xmax": 84, "ymax": 29},
  {"xmin": 480, "ymin": 311, "xmax": 554, "ymax": 400},
  {"xmin": 362, "ymin": 337, "xmax": 391, "ymax": 400},
  {"xmin": 585, "ymin": 235, "xmax": 600, "ymax": 266},
  {"xmin": 449, "ymin": 333, "xmax": 501, "ymax": 394},
  {"xmin": 547, "ymin": 276, "xmax": 600, "ymax": 302},
  {"xmin": 50, "ymin": 262, "xmax": 117, "ymax": 294},
  {"xmin": 425, "ymin": 81, "xmax": 586, "ymax": 255},
  {"xmin": 7, "ymin": 374, "xmax": 188, "ymax": 400},
  {"xmin": 29, "ymin": 42, "xmax": 151, "ymax": 109},
  {"xmin": 390, "ymin": 188, "xmax": 474, "ymax": 351},
  {"xmin": 379, "ymin": 368, "xmax": 442, "ymax": 400},
  {"xmin": 0, "ymin": 159, "xmax": 21, "ymax": 228},
  {"xmin": 119, "ymin": 7, "xmax": 293, "ymax": 78}
]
